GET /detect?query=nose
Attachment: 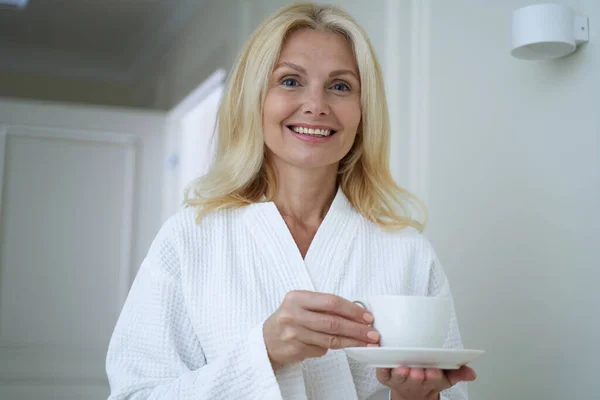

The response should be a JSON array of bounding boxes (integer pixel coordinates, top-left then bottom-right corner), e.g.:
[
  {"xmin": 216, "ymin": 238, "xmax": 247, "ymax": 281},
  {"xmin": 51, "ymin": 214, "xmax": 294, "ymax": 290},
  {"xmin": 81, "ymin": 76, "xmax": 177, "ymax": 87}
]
[{"xmin": 301, "ymin": 87, "xmax": 330, "ymax": 116}]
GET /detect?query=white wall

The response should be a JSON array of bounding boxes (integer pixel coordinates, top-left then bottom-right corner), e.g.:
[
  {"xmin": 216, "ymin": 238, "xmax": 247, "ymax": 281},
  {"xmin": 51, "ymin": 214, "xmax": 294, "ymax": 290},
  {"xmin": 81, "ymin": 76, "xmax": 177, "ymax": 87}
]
[{"xmin": 423, "ymin": 1, "xmax": 599, "ymax": 399}]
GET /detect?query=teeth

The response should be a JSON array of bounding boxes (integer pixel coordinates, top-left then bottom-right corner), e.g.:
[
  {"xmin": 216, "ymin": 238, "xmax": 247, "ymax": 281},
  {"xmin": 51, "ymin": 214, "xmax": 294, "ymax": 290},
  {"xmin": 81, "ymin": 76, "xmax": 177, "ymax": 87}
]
[{"xmin": 290, "ymin": 126, "xmax": 332, "ymax": 136}]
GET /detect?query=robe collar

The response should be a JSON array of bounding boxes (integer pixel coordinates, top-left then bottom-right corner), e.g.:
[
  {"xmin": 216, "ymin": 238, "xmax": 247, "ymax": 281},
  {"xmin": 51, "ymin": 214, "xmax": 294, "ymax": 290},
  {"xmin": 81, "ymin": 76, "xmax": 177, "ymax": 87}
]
[{"xmin": 241, "ymin": 186, "xmax": 362, "ymax": 294}]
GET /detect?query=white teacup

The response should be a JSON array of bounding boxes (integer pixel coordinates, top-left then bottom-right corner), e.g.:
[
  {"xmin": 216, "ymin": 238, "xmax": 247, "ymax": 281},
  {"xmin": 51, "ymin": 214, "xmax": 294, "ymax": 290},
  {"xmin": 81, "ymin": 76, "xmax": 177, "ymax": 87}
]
[{"xmin": 355, "ymin": 295, "xmax": 452, "ymax": 348}]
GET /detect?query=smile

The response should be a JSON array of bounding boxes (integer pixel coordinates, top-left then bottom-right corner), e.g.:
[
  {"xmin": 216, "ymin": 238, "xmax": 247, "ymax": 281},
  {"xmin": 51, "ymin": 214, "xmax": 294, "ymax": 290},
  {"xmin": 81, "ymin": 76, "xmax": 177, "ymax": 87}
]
[{"xmin": 286, "ymin": 125, "xmax": 337, "ymax": 137}]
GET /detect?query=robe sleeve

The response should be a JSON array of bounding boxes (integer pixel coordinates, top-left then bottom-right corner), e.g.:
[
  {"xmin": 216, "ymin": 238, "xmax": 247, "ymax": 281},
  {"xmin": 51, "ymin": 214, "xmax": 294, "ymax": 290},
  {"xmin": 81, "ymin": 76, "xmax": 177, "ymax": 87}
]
[{"xmin": 105, "ymin": 219, "xmax": 296, "ymax": 399}]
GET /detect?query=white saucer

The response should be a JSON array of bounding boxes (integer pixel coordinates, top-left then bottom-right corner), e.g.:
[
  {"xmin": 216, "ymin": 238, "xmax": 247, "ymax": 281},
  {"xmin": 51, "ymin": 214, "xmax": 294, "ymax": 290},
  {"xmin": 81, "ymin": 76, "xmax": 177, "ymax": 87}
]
[{"xmin": 344, "ymin": 347, "xmax": 484, "ymax": 369}]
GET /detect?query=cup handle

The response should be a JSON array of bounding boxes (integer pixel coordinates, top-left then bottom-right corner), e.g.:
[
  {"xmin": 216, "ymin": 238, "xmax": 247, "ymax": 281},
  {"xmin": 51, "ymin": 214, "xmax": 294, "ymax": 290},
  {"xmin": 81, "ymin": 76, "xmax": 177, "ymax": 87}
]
[{"xmin": 352, "ymin": 300, "xmax": 368, "ymax": 311}]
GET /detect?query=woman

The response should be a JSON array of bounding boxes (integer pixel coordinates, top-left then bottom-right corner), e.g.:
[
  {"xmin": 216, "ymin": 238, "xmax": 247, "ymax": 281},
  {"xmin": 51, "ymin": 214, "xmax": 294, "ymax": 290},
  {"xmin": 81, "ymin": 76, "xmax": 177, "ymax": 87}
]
[{"xmin": 106, "ymin": 2, "xmax": 476, "ymax": 399}]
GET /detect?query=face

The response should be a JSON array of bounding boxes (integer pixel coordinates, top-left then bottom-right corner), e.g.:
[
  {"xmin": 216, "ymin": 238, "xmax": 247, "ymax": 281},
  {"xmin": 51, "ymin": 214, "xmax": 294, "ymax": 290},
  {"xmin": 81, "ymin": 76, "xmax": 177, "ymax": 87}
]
[{"xmin": 262, "ymin": 29, "xmax": 361, "ymax": 171}]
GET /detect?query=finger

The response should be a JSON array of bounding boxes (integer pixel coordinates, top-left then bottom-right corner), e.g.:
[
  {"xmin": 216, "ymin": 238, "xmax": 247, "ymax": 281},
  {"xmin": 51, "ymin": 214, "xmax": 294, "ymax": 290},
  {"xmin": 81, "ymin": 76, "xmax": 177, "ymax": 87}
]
[
  {"xmin": 445, "ymin": 366, "xmax": 477, "ymax": 386},
  {"xmin": 422, "ymin": 368, "xmax": 445, "ymax": 395},
  {"xmin": 376, "ymin": 368, "xmax": 392, "ymax": 384},
  {"xmin": 409, "ymin": 367, "xmax": 425, "ymax": 382},
  {"xmin": 300, "ymin": 310, "xmax": 380, "ymax": 343},
  {"xmin": 295, "ymin": 325, "xmax": 370, "ymax": 350},
  {"xmin": 425, "ymin": 368, "xmax": 444, "ymax": 381},
  {"xmin": 395, "ymin": 366, "xmax": 411, "ymax": 378},
  {"xmin": 294, "ymin": 292, "xmax": 373, "ymax": 324},
  {"xmin": 390, "ymin": 367, "xmax": 409, "ymax": 384}
]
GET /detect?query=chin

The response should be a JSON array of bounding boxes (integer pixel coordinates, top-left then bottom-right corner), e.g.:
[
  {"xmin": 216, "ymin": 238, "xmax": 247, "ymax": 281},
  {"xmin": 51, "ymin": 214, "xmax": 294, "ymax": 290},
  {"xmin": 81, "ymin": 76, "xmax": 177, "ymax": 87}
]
[
  {"xmin": 265, "ymin": 136, "xmax": 350, "ymax": 171},
  {"xmin": 283, "ymin": 154, "xmax": 341, "ymax": 170}
]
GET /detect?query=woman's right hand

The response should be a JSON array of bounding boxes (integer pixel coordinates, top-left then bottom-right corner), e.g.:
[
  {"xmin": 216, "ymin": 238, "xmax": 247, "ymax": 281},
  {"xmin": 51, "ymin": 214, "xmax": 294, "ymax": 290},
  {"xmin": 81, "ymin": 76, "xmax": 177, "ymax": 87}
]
[{"xmin": 263, "ymin": 290, "xmax": 380, "ymax": 371}]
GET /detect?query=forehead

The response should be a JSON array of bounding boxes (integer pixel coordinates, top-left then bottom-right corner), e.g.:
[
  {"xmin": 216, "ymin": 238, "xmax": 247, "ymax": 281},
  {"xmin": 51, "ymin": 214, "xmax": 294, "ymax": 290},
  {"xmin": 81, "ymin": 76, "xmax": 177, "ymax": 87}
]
[{"xmin": 278, "ymin": 29, "xmax": 357, "ymax": 71}]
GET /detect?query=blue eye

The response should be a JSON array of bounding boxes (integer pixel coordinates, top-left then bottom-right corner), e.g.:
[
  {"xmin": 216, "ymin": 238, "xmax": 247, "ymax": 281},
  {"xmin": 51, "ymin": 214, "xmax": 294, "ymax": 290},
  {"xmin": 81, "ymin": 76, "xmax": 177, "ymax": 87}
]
[
  {"xmin": 331, "ymin": 82, "xmax": 351, "ymax": 92},
  {"xmin": 281, "ymin": 78, "xmax": 299, "ymax": 87}
]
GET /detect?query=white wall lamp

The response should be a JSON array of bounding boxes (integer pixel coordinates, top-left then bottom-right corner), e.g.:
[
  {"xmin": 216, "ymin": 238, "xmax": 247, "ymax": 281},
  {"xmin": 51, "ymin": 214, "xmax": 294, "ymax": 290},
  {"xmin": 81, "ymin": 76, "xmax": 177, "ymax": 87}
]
[{"xmin": 511, "ymin": 3, "xmax": 590, "ymax": 60}]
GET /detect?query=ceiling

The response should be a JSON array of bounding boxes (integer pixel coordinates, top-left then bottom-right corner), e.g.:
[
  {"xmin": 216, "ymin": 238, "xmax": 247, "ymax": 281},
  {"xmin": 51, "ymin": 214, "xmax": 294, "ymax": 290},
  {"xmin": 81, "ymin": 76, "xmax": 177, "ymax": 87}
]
[{"xmin": 0, "ymin": 0, "xmax": 205, "ymax": 83}]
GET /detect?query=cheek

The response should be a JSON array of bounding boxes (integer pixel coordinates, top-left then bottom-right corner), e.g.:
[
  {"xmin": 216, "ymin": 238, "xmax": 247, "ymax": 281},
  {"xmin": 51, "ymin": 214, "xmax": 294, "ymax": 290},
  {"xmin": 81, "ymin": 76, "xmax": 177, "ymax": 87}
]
[
  {"xmin": 263, "ymin": 91, "xmax": 296, "ymax": 126},
  {"xmin": 262, "ymin": 92, "xmax": 295, "ymax": 150},
  {"xmin": 262, "ymin": 95, "xmax": 277, "ymax": 126},
  {"xmin": 340, "ymin": 102, "xmax": 362, "ymax": 133}
]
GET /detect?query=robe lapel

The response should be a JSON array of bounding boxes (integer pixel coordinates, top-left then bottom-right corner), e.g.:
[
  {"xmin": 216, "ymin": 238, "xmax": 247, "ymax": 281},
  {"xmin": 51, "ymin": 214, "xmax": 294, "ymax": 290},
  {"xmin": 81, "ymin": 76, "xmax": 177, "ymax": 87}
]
[
  {"xmin": 303, "ymin": 187, "xmax": 362, "ymax": 294},
  {"xmin": 241, "ymin": 188, "xmax": 362, "ymax": 400},
  {"xmin": 241, "ymin": 187, "xmax": 361, "ymax": 294},
  {"xmin": 301, "ymin": 189, "xmax": 362, "ymax": 399},
  {"xmin": 241, "ymin": 202, "xmax": 312, "ymax": 399},
  {"xmin": 241, "ymin": 201, "xmax": 316, "ymax": 294}
]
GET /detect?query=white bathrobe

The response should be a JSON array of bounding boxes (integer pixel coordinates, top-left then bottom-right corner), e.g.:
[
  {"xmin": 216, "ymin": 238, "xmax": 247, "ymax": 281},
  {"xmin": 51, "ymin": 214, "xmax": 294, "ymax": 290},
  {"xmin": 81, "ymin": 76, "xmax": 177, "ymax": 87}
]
[{"xmin": 106, "ymin": 188, "xmax": 468, "ymax": 399}]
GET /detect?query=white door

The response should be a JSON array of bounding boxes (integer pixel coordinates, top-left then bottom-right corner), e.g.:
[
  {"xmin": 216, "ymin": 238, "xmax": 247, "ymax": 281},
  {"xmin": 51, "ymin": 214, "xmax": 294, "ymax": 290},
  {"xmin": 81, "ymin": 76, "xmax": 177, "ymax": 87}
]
[
  {"xmin": 0, "ymin": 99, "xmax": 166, "ymax": 400},
  {"xmin": 162, "ymin": 68, "xmax": 225, "ymax": 220}
]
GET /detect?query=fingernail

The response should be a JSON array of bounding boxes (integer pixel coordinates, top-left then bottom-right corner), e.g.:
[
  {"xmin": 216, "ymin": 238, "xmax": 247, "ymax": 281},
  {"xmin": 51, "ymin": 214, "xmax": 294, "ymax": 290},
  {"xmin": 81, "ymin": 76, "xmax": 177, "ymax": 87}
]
[
  {"xmin": 367, "ymin": 330, "xmax": 380, "ymax": 341},
  {"xmin": 363, "ymin": 313, "xmax": 374, "ymax": 324}
]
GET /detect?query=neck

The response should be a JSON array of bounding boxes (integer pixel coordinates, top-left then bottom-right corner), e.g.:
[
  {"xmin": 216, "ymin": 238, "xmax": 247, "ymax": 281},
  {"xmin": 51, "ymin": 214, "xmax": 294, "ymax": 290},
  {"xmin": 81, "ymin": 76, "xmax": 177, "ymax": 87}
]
[{"xmin": 271, "ymin": 160, "xmax": 338, "ymax": 223}]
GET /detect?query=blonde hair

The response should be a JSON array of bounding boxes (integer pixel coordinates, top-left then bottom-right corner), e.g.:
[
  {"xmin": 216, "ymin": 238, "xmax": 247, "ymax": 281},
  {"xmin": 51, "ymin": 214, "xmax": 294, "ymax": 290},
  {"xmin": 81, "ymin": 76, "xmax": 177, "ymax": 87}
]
[{"xmin": 184, "ymin": 2, "xmax": 427, "ymax": 231}]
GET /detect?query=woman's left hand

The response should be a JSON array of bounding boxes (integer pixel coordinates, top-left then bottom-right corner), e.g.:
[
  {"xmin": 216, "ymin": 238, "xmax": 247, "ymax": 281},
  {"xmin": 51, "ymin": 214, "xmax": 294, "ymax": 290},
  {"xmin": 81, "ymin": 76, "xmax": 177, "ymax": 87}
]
[{"xmin": 376, "ymin": 366, "xmax": 476, "ymax": 400}]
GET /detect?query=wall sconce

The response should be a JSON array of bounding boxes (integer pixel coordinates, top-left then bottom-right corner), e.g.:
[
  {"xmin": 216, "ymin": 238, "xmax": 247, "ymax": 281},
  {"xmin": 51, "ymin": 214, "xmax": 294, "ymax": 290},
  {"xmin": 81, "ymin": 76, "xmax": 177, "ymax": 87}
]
[{"xmin": 511, "ymin": 3, "xmax": 589, "ymax": 60}]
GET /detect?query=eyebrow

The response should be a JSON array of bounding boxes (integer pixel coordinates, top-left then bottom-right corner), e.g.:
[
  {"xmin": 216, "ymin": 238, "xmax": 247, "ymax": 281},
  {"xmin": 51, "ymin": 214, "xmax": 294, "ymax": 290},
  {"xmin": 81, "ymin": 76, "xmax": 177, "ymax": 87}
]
[{"xmin": 274, "ymin": 61, "xmax": 359, "ymax": 80}]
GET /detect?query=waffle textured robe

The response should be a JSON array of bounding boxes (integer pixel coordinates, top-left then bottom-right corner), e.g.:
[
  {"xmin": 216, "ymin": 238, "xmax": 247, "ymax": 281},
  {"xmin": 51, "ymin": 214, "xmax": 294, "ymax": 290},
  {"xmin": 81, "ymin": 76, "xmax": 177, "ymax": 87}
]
[{"xmin": 106, "ymin": 188, "xmax": 468, "ymax": 400}]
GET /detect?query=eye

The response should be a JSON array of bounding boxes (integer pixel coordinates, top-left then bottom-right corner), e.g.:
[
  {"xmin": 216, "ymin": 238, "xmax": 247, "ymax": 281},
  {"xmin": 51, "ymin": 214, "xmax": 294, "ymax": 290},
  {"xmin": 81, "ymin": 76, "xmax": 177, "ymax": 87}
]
[
  {"xmin": 331, "ymin": 81, "xmax": 351, "ymax": 92},
  {"xmin": 280, "ymin": 77, "xmax": 300, "ymax": 87}
]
